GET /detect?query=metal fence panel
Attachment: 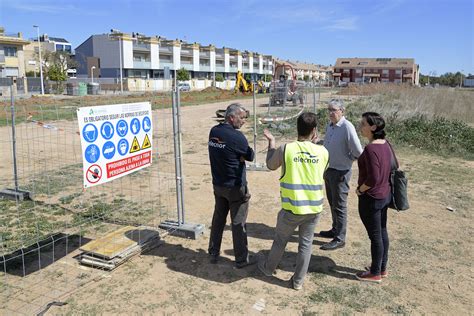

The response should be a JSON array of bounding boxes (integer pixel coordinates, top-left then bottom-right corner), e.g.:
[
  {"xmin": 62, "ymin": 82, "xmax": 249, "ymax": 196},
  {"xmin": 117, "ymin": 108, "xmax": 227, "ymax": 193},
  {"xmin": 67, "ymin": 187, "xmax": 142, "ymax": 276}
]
[{"xmin": 0, "ymin": 93, "xmax": 179, "ymax": 314}]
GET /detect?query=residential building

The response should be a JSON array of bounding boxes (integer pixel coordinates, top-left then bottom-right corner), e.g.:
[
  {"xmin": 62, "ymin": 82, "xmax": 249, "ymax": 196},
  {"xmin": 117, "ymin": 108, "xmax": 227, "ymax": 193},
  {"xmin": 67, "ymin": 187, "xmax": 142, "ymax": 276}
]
[
  {"xmin": 74, "ymin": 31, "xmax": 274, "ymax": 81},
  {"xmin": 24, "ymin": 34, "xmax": 75, "ymax": 77},
  {"xmin": 0, "ymin": 27, "xmax": 29, "ymax": 79},
  {"xmin": 333, "ymin": 58, "xmax": 419, "ymax": 85},
  {"xmin": 274, "ymin": 59, "xmax": 332, "ymax": 82}
]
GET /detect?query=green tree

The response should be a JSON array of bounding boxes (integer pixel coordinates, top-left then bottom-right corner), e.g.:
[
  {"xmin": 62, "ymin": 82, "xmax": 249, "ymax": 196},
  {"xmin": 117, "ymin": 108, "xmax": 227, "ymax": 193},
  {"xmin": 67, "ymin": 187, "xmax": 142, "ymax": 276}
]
[
  {"xmin": 215, "ymin": 73, "xmax": 224, "ymax": 82},
  {"xmin": 42, "ymin": 51, "xmax": 76, "ymax": 94},
  {"xmin": 176, "ymin": 68, "xmax": 190, "ymax": 81},
  {"xmin": 48, "ymin": 64, "xmax": 67, "ymax": 81},
  {"xmin": 303, "ymin": 75, "xmax": 310, "ymax": 82}
]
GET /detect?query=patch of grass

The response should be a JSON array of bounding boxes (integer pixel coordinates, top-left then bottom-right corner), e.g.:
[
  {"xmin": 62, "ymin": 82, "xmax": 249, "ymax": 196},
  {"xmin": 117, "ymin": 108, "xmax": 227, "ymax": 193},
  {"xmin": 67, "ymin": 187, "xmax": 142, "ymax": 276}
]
[
  {"xmin": 345, "ymin": 94, "xmax": 474, "ymax": 160},
  {"xmin": 23, "ymin": 163, "xmax": 82, "ymax": 195},
  {"xmin": 59, "ymin": 192, "xmax": 82, "ymax": 204},
  {"xmin": 389, "ymin": 116, "xmax": 474, "ymax": 160},
  {"xmin": 307, "ymin": 283, "xmax": 399, "ymax": 313}
]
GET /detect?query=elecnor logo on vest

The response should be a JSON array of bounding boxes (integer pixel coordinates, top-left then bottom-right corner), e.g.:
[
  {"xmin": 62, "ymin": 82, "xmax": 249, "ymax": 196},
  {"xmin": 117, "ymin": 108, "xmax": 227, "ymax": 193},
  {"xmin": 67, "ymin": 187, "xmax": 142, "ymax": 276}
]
[
  {"xmin": 294, "ymin": 151, "xmax": 319, "ymax": 163},
  {"xmin": 208, "ymin": 137, "xmax": 226, "ymax": 148}
]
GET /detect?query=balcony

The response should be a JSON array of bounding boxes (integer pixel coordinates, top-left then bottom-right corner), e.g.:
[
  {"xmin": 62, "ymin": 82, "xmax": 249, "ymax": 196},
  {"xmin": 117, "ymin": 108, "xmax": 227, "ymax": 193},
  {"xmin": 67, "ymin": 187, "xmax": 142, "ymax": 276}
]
[
  {"xmin": 133, "ymin": 42, "xmax": 150, "ymax": 52},
  {"xmin": 0, "ymin": 55, "xmax": 5, "ymax": 64},
  {"xmin": 229, "ymin": 67, "xmax": 237, "ymax": 73},
  {"xmin": 181, "ymin": 63, "xmax": 193, "ymax": 71},
  {"xmin": 159, "ymin": 47, "xmax": 173, "ymax": 54},
  {"xmin": 200, "ymin": 64, "xmax": 210, "ymax": 71},
  {"xmin": 215, "ymin": 53, "xmax": 224, "ymax": 59},
  {"xmin": 160, "ymin": 61, "xmax": 174, "ymax": 69},
  {"xmin": 181, "ymin": 49, "xmax": 193, "ymax": 56},
  {"xmin": 199, "ymin": 52, "xmax": 210, "ymax": 59},
  {"xmin": 216, "ymin": 66, "xmax": 225, "ymax": 72},
  {"xmin": 134, "ymin": 60, "xmax": 151, "ymax": 69}
]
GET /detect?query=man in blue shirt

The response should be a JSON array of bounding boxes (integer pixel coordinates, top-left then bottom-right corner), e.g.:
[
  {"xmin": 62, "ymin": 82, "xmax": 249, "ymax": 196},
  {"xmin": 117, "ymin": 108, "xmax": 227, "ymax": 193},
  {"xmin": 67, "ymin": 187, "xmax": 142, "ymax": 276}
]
[
  {"xmin": 208, "ymin": 103, "xmax": 256, "ymax": 268},
  {"xmin": 319, "ymin": 99, "xmax": 363, "ymax": 250}
]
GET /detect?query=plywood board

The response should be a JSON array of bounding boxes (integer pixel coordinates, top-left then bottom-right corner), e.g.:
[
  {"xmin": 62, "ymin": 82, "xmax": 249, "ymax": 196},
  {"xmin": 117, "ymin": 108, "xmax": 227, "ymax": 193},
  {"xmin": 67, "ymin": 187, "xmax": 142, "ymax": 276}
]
[{"xmin": 80, "ymin": 226, "xmax": 159, "ymax": 259}]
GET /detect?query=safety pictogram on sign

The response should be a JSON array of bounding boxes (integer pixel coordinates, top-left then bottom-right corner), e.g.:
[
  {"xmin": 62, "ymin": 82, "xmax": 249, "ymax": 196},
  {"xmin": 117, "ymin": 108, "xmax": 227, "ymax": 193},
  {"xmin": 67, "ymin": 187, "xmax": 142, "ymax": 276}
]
[
  {"xmin": 142, "ymin": 134, "xmax": 151, "ymax": 149},
  {"xmin": 86, "ymin": 164, "xmax": 102, "ymax": 184},
  {"xmin": 130, "ymin": 136, "xmax": 141, "ymax": 153}
]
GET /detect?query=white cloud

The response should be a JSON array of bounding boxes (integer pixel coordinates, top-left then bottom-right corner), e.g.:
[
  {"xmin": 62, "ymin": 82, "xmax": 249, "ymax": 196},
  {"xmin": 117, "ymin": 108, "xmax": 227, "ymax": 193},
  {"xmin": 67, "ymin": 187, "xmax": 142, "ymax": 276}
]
[
  {"xmin": 323, "ymin": 16, "xmax": 359, "ymax": 31},
  {"xmin": 9, "ymin": 3, "xmax": 75, "ymax": 13}
]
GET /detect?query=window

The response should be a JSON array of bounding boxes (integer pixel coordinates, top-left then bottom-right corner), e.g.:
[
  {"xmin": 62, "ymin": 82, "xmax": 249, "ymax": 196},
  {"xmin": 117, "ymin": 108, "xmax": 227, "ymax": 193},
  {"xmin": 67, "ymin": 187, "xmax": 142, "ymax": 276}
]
[
  {"xmin": 56, "ymin": 44, "xmax": 64, "ymax": 51},
  {"xmin": 4, "ymin": 46, "xmax": 17, "ymax": 57},
  {"xmin": 356, "ymin": 69, "xmax": 362, "ymax": 74},
  {"xmin": 341, "ymin": 61, "xmax": 350, "ymax": 64},
  {"xmin": 358, "ymin": 62, "xmax": 368, "ymax": 65},
  {"xmin": 382, "ymin": 69, "xmax": 389, "ymax": 75},
  {"xmin": 395, "ymin": 69, "xmax": 402, "ymax": 75}
]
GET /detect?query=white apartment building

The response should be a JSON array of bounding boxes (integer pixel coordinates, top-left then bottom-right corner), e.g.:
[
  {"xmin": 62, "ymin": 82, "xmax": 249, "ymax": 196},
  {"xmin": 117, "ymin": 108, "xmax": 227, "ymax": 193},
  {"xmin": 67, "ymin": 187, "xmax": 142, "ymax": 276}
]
[{"xmin": 75, "ymin": 31, "xmax": 274, "ymax": 80}]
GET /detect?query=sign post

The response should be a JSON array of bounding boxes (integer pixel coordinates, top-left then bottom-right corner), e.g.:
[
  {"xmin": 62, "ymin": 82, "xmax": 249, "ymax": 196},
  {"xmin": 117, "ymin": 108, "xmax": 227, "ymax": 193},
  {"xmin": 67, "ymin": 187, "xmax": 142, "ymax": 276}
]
[{"xmin": 159, "ymin": 88, "xmax": 204, "ymax": 239}]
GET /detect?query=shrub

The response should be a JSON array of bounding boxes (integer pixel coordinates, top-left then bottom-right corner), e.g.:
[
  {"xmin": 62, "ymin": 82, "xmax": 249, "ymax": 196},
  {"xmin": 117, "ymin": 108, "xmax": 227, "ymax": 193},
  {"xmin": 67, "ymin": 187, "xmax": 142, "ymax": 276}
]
[
  {"xmin": 176, "ymin": 68, "xmax": 190, "ymax": 81},
  {"xmin": 215, "ymin": 73, "xmax": 224, "ymax": 82}
]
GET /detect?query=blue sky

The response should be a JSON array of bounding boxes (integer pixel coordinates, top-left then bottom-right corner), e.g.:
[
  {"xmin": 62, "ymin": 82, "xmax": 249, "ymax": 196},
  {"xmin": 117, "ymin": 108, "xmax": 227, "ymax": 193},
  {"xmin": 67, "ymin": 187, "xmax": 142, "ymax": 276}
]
[{"xmin": 1, "ymin": 0, "xmax": 472, "ymax": 75}]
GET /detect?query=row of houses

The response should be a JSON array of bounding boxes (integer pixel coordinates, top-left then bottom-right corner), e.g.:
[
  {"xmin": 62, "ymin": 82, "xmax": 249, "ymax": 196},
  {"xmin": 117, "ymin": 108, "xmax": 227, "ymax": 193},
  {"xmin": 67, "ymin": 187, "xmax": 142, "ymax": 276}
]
[
  {"xmin": 333, "ymin": 58, "xmax": 420, "ymax": 85},
  {"xmin": 1, "ymin": 26, "xmax": 420, "ymax": 90}
]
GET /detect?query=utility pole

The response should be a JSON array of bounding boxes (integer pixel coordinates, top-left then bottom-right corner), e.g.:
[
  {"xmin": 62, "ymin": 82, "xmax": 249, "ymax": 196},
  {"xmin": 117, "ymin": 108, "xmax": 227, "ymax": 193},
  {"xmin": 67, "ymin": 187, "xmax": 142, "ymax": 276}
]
[{"xmin": 33, "ymin": 25, "xmax": 44, "ymax": 95}]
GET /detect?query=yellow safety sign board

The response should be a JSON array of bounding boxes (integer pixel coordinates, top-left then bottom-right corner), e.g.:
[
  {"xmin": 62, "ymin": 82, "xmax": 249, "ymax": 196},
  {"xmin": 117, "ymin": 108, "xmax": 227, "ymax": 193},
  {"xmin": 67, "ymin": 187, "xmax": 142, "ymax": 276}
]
[
  {"xmin": 142, "ymin": 134, "xmax": 151, "ymax": 149},
  {"xmin": 130, "ymin": 136, "xmax": 141, "ymax": 153}
]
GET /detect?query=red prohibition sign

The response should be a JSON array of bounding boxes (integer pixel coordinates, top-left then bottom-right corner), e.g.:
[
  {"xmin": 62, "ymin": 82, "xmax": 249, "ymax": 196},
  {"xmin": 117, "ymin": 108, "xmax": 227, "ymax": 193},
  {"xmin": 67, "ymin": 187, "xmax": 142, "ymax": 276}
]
[{"xmin": 86, "ymin": 164, "xmax": 102, "ymax": 183}]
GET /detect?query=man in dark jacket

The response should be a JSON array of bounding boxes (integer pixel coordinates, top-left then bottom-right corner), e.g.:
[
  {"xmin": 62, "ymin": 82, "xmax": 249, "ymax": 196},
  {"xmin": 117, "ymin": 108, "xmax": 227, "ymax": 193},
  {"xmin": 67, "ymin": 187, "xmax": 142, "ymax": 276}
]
[{"xmin": 208, "ymin": 103, "xmax": 256, "ymax": 268}]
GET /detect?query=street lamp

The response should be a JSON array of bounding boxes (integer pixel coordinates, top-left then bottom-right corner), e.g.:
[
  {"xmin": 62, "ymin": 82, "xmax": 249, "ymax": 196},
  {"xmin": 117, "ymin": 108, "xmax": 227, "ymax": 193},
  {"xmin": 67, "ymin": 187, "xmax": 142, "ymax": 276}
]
[
  {"xmin": 110, "ymin": 29, "xmax": 124, "ymax": 93},
  {"xmin": 91, "ymin": 66, "xmax": 96, "ymax": 83},
  {"xmin": 33, "ymin": 25, "xmax": 44, "ymax": 95}
]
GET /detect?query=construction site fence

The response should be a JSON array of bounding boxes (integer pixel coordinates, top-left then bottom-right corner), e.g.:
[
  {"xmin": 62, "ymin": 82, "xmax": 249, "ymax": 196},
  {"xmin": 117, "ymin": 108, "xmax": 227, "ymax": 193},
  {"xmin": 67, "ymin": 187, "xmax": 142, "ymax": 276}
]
[{"xmin": 0, "ymin": 87, "xmax": 181, "ymax": 314}]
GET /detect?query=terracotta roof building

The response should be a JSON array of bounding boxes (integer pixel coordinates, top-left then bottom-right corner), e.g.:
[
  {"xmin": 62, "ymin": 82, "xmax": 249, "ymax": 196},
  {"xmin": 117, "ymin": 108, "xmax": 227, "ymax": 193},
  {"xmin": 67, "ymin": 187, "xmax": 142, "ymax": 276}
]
[
  {"xmin": 274, "ymin": 59, "xmax": 332, "ymax": 81},
  {"xmin": 333, "ymin": 58, "xmax": 419, "ymax": 85}
]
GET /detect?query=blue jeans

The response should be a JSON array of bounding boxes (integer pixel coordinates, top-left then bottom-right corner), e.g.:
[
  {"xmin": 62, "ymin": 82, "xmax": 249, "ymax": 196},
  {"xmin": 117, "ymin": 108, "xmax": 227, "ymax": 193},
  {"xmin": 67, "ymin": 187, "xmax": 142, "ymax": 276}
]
[
  {"xmin": 208, "ymin": 185, "xmax": 251, "ymax": 264},
  {"xmin": 358, "ymin": 194, "xmax": 391, "ymax": 275},
  {"xmin": 260, "ymin": 209, "xmax": 320, "ymax": 287}
]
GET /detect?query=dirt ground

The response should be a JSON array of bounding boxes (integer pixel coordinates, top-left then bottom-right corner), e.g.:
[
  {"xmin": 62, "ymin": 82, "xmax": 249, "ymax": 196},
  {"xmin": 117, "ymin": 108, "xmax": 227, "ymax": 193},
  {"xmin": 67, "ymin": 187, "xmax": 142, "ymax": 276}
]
[{"xmin": 1, "ymin": 95, "xmax": 473, "ymax": 315}]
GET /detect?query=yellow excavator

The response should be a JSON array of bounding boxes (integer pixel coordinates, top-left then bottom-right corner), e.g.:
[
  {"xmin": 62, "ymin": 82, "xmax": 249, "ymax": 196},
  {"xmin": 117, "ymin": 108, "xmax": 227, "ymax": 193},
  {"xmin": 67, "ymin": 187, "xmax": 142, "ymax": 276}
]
[{"xmin": 234, "ymin": 71, "xmax": 267, "ymax": 94}]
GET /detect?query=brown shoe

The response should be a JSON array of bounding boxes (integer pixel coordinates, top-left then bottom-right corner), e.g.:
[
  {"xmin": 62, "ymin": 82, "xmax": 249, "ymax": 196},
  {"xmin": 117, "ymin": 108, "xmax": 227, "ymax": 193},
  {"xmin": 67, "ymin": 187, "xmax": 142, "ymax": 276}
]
[
  {"xmin": 356, "ymin": 271, "xmax": 382, "ymax": 283},
  {"xmin": 365, "ymin": 266, "xmax": 388, "ymax": 278}
]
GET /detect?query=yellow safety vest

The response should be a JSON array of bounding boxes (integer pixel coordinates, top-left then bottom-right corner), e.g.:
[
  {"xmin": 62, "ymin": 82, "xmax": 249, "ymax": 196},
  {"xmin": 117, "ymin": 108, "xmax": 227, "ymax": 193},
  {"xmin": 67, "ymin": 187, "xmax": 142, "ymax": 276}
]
[{"xmin": 280, "ymin": 141, "xmax": 329, "ymax": 215}]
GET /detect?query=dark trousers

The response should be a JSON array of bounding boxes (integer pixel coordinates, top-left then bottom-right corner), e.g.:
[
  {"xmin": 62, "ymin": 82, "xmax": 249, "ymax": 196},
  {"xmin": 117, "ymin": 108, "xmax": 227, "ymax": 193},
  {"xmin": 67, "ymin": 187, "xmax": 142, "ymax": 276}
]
[
  {"xmin": 358, "ymin": 194, "xmax": 391, "ymax": 275},
  {"xmin": 208, "ymin": 185, "xmax": 250, "ymax": 264},
  {"xmin": 324, "ymin": 168, "xmax": 351, "ymax": 242}
]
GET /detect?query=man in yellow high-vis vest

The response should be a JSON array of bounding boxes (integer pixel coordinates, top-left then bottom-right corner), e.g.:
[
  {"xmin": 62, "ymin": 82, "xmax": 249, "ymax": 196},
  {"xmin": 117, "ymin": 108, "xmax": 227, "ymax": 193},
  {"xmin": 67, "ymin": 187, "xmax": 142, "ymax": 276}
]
[{"xmin": 258, "ymin": 112, "xmax": 329, "ymax": 290}]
